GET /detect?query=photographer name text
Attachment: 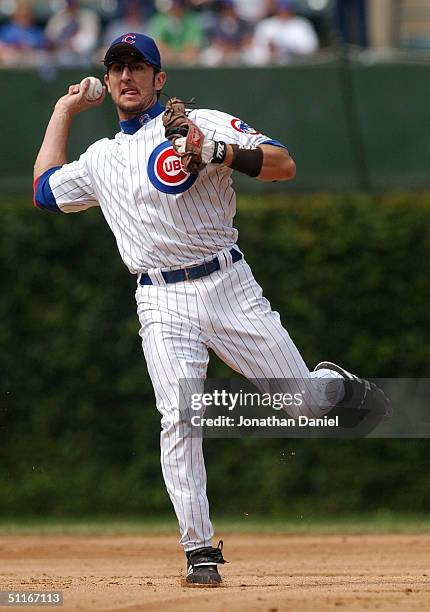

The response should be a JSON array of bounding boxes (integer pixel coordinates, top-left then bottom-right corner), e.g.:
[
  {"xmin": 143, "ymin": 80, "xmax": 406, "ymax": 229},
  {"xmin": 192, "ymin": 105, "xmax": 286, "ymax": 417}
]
[{"xmin": 191, "ymin": 415, "xmax": 339, "ymax": 428}]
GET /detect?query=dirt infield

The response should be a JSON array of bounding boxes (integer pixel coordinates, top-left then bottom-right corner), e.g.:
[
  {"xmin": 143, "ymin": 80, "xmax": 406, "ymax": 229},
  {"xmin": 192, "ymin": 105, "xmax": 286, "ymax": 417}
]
[{"xmin": 0, "ymin": 534, "xmax": 429, "ymax": 611}]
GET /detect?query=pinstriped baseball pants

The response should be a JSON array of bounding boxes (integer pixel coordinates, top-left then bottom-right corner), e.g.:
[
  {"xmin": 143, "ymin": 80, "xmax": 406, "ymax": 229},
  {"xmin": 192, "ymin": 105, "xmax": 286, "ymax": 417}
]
[{"xmin": 135, "ymin": 248, "xmax": 344, "ymax": 551}]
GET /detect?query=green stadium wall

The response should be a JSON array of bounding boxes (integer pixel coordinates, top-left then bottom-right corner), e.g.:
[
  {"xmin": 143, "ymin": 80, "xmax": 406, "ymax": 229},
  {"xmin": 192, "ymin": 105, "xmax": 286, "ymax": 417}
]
[{"xmin": 1, "ymin": 56, "xmax": 429, "ymax": 194}]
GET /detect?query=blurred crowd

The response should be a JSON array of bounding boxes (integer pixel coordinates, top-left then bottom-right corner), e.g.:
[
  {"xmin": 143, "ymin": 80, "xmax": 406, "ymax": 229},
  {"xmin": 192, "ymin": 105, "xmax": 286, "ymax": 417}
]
[{"xmin": 0, "ymin": 0, "xmax": 364, "ymax": 69}]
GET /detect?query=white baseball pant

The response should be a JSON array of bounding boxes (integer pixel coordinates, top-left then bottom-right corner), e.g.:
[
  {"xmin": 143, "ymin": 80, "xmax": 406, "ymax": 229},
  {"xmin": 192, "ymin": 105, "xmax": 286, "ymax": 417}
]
[{"xmin": 135, "ymin": 248, "xmax": 343, "ymax": 551}]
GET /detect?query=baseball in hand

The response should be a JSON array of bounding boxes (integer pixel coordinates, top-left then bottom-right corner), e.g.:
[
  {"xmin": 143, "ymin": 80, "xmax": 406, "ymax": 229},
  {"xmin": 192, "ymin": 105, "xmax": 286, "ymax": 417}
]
[{"xmin": 80, "ymin": 76, "xmax": 103, "ymax": 101}]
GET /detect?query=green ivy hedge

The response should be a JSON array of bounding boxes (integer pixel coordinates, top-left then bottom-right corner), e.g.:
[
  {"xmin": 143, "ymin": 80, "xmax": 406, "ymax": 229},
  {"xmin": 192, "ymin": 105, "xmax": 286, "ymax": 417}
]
[{"xmin": 1, "ymin": 192, "xmax": 430, "ymax": 515}]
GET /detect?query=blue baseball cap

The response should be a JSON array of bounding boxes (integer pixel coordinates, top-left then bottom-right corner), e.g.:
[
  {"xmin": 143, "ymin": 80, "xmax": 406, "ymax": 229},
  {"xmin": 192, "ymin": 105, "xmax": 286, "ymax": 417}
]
[{"xmin": 104, "ymin": 33, "xmax": 162, "ymax": 70}]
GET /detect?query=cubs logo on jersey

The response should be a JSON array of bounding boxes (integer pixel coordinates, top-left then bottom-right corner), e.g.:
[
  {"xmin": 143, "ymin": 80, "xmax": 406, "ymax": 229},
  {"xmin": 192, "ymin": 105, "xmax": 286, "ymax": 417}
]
[
  {"xmin": 147, "ymin": 141, "xmax": 198, "ymax": 194},
  {"xmin": 139, "ymin": 113, "xmax": 151, "ymax": 126},
  {"xmin": 231, "ymin": 118, "xmax": 261, "ymax": 135}
]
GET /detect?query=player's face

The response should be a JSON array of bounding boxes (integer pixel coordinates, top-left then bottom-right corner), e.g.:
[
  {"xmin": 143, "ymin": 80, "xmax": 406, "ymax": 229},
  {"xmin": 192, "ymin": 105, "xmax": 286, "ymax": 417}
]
[{"xmin": 104, "ymin": 57, "xmax": 166, "ymax": 118}]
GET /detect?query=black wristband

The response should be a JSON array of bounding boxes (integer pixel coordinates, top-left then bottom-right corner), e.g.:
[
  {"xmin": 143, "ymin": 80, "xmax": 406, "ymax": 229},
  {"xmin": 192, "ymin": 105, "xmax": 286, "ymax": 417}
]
[
  {"xmin": 211, "ymin": 141, "xmax": 228, "ymax": 164},
  {"xmin": 229, "ymin": 145, "xmax": 263, "ymax": 178}
]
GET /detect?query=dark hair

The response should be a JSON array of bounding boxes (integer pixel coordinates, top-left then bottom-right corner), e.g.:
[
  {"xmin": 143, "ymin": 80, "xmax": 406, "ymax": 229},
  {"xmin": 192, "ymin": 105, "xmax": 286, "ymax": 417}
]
[{"xmin": 153, "ymin": 67, "xmax": 163, "ymax": 100}]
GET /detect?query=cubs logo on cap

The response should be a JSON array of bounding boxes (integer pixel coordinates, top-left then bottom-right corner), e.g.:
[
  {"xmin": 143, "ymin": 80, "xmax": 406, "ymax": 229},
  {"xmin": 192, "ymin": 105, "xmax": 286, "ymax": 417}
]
[
  {"xmin": 148, "ymin": 141, "xmax": 198, "ymax": 194},
  {"xmin": 231, "ymin": 118, "xmax": 261, "ymax": 135},
  {"xmin": 104, "ymin": 32, "xmax": 162, "ymax": 70},
  {"xmin": 121, "ymin": 33, "xmax": 136, "ymax": 44}
]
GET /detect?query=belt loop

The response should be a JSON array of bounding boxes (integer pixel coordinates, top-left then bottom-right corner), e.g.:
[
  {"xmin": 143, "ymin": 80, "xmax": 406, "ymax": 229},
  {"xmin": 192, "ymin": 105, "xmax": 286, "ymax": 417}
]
[
  {"xmin": 147, "ymin": 268, "xmax": 167, "ymax": 286},
  {"xmin": 217, "ymin": 248, "xmax": 234, "ymax": 274}
]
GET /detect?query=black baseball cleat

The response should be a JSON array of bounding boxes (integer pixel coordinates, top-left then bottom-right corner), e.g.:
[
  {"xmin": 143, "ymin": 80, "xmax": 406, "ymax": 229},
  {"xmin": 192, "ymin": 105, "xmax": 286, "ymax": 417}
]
[
  {"xmin": 185, "ymin": 540, "xmax": 226, "ymax": 586},
  {"xmin": 314, "ymin": 361, "xmax": 392, "ymax": 435}
]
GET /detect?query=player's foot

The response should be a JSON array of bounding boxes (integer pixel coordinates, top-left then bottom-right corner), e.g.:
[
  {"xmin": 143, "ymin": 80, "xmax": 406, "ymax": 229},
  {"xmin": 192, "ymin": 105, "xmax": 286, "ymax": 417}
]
[
  {"xmin": 185, "ymin": 540, "xmax": 226, "ymax": 586},
  {"xmin": 314, "ymin": 361, "xmax": 392, "ymax": 433}
]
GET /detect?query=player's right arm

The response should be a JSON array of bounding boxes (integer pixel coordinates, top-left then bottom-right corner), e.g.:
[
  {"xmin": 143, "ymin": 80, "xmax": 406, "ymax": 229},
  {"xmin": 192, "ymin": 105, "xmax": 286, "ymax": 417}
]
[
  {"xmin": 34, "ymin": 80, "xmax": 105, "ymax": 178},
  {"xmin": 33, "ymin": 80, "xmax": 106, "ymax": 213}
]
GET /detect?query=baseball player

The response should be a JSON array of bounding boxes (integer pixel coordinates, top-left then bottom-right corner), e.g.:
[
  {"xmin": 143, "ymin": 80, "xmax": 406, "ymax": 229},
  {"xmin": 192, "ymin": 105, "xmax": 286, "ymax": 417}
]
[{"xmin": 33, "ymin": 33, "xmax": 390, "ymax": 586}]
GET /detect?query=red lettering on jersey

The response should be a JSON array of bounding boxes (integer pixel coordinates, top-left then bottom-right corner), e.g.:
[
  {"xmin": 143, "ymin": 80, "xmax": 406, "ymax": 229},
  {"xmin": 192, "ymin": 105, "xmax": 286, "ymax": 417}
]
[{"xmin": 165, "ymin": 159, "xmax": 182, "ymax": 173}]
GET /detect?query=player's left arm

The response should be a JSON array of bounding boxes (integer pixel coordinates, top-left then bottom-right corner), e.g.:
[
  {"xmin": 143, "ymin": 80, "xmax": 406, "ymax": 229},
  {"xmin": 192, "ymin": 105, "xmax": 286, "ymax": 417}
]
[
  {"xmin": 190, "ymin": 110, "xmax": 296, "ymax": 182},
  {"xmin": 165, "ymin": 105, "xmax": 296, "ymax": 182},
  {"xmin": 222, "ymin": 143, "xmax": 296, "ymax": 182}
]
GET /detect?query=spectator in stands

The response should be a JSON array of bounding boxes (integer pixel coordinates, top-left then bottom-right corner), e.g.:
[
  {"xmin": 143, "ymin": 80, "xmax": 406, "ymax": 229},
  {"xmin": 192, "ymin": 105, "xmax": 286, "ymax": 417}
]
[
  {"xmin": 116, "ymin": 0, "xmax": 156, "ymax": 21},
  {"xmin": 45, "ymin": 0, "xmax": 100, "ymax": 66},
  {"xmin": 149, "ymin": 0, "xmax": 204, "ymax": 66},
  {"xmin": 334, "ymin": 0, "xmax": 368, "ymax": 47},
  {"xmin": 201, "ymin": 0, "xmax": 251, "ymax": 66},
  {"xmin": 231, "ymin": 0, "xmax": 271, "ymax": 24},
  {"xmin": 103, "ymin": 0, "xmax": 148, "ymax": 48},
  {"xmin": 249, "ymin": 0, "xmax": 319, "ymax": 65},
  {"xmin": 188, "ymin": 0, "xmax": 222, "ymax": 43},
  {"xmin": 0, "ymin": 0, "xmax": 47, "ymax": 67}
]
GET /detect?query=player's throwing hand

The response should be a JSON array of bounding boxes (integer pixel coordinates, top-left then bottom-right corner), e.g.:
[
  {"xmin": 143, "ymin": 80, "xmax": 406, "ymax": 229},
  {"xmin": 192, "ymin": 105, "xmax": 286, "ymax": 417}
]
[{"xmin": 55, "ymin": 78, "xmax": 107, "ymax": 118}]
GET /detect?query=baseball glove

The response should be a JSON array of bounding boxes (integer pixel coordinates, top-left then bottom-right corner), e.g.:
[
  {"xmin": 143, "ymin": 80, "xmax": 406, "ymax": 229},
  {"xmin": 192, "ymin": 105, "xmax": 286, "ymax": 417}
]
[{"xmin": 162, "ymin": 97, "xmax": 206, "ymax": 174}]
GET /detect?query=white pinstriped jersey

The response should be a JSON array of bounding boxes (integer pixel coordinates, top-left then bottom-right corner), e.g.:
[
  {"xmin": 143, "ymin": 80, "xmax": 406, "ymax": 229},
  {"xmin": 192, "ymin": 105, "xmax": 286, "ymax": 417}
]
[
  {"xmin": 46, "ymin": 107, "xmax": 282, "ymax": 273},
  {"xmin": 35, "ymin": 99, "xmax": 348, "ymax": 554}
]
